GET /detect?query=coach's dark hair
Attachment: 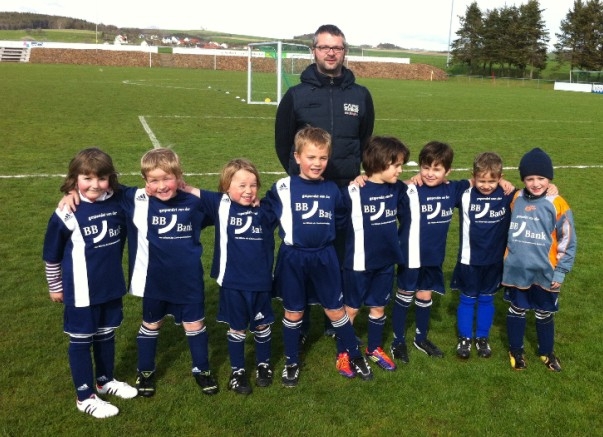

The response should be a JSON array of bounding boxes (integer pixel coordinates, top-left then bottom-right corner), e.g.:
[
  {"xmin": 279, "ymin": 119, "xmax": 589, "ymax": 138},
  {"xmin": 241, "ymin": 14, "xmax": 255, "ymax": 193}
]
[
  {"xmin": 60, "ymin": 147, "xmax": 119, "ymax": 194},
  {"xmin": 313, "ymin": 24, "xmax": 348, "ymax": 50},
  {"xmin": 362, "ymin": 136, "xmax": 410, "ymax": 176}
]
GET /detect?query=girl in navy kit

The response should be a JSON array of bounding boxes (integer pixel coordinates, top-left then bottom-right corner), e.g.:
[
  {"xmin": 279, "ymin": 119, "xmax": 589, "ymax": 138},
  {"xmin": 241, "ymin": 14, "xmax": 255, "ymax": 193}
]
[{"xmin": 43, "ymin": 148, "xmax": 137, "ymax": 419}]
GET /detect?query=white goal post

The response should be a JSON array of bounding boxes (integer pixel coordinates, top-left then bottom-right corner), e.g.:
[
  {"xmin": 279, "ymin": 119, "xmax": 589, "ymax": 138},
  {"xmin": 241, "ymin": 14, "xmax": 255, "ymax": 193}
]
[{"xmin": 247, "ymin": 41, "xmax": 313, "ymax": 105}]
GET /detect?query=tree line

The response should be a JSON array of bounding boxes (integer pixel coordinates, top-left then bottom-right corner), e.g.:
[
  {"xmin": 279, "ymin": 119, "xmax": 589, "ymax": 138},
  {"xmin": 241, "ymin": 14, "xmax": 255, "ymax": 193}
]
[
  {"xmin": 451, "ymin": 0, "xmax": 603, "ymax": 78},
  {"xmin": 0, "ymin": 12, "xmax": 117, "ymax": 32}
]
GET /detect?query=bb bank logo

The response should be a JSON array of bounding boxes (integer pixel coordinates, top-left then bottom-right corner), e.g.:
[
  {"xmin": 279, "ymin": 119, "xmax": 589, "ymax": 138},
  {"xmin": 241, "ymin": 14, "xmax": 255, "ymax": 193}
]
[
  {"xmin": 295, "ymin": 201, "xmax": 333, "ymax": 220},
  {"xmin": 83, "ymin": 220, "xmax": 122, "ymax": 243},
  {"xmin": 422, "ymin": 202, "xmax": 453, "ymax": 219},
  {"xmin": 152, "ymin": 215, "xmax": 188, "ymax": 234},
  {"xmin": 364, "ymin": 202, "xmax": 396, "ymax": 221},
  {"xmin": 230, "ymin": 216, "xmax": 260, "ymax": 235}
]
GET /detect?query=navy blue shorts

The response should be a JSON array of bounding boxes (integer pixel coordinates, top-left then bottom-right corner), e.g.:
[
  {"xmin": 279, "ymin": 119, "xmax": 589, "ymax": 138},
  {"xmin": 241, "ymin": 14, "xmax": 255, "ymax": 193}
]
[
  {"xmin": 450, "ymin": 262, "xmax": 503, "ymax": 297},
  {"xmin": 63, "ymin": 297, "xmax": 123, "ymax": 336},
  {"xmin": 503, "ymin": 285, "xmax": 559, "ymax": 313},
  {"xmin": 142, "ymin": 297, "xmax": 205, "ymax": 324},
  {"xmin": 396, "ymin": 265, "xmax": 446, "ymax": 295},
  {"xmin": 273, "ymin": 244, "xmax": 343, "ymax": 312},
  {"xmin": 217, "ymin": 287, "xmax": 275, "ymax": 331},
  {"xmin": 343, "ymin": 265, "xmax": 394, "ymax": 309}
]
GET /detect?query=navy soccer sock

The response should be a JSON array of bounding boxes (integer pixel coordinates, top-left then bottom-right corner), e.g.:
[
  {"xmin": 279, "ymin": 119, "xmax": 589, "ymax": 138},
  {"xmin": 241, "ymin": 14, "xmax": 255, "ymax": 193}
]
[
  {"xmin": 367, "ymin": 314, "xmax": 386, "ymax": 352},
  {"xmin": 282, "ymin": 317, "xmax": 302, "ymax": 365},
  {"xmin": 457, "ymin": 294, "xmax": 476, "ymax": 338},
  {"xmin": 414, "ymin": 297, "xmax": 432, "ymax": 343},
  {"xmin": 392, "ymin": 291, "xmax": 412, "ymax": 345},
  {"xmin": 254, "ymin": 325, "xmax": 272, "ymax": 365},
  {"xmin": 535, "ymin": 312, "xmax": 555, "ymax": 356},
  {"xmin": 69, "ymin": 335, "xmax": 94, "ymax": 401},
  {"xmin": 137, "ymin": 324, "xmax": 159, "ymax": 373},
  {"xmin": 92, "ymin": 329, "xmax": 115, "ymax": 384},
  {"xmin": 187, "ymin": 325, "xmax": 210, "ymax": 373},
  {"xmin": 506, "ymin": 306, "xmax": 527, "ymax": 352},
  {"xmin": 332, "ymin": 313, "xmax": 361, "ymax": 359},
  {"xmin": 476, "ymin": 294, "xmax": 495, "ymax": 339},
  {"xmin": 227, "ymin": 330, "xmax": 246, "ymax": 370}
]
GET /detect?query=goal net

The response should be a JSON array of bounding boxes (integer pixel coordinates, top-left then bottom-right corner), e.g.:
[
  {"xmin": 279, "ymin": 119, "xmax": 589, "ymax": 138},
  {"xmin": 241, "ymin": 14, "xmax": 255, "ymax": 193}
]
[
  {"xmin": 247, "ymin": 41, "xmax": 313, "ymax": 105},
  {"xmin": 570, "ymin": 70, "xmax": 603, "ymax": 84}
]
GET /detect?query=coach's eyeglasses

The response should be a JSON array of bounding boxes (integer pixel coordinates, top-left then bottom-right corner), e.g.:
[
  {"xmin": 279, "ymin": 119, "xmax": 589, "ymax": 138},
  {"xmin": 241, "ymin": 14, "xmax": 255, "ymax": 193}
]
[{"xmin": 314, "ymin": 45, "xmax": 345, "ymax": 54}]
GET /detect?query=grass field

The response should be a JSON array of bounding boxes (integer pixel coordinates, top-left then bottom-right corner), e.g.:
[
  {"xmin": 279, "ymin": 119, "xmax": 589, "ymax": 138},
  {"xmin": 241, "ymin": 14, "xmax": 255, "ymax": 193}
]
[{"xmin": 1, "ymin": 62, "xmax": 602, "ymax": 436}]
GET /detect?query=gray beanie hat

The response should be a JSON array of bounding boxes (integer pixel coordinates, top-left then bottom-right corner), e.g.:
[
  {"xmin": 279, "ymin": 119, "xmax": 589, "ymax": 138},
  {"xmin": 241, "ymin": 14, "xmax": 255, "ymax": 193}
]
[{"xmin": 519, "ymin": 148, "xmax": 554, "ymax": 180}]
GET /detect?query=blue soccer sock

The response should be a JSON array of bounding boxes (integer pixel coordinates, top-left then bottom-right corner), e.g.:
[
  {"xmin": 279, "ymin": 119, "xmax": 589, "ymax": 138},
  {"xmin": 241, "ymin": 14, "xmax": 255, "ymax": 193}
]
[
  {"xmin": 476, "ymin": 294, "xmax": 495, "ymax": 339},
  {"xmin": 535, "ymin": 312, "xmax": 555, "ymax": 356},
  {"xmin": 227, "ymin": 330, "xmax": 246, "ymax": 370},
  {"xmin": 392, "ymin": 291, "xmax": 413, "ymax": 345},
  {"xmin": 282, "ymin": 317, "xmax": 302, "ymax": 365},
  {"xmin": 254, "ymin": 325, "xmax": 272, "ymax": 365},
  {"xmin": 506, "ymin": 306, "xmax": 527, "ymax": 352},
  {"xmin": 414, "ymin": 297, "xmax": 432, "ymax": 343},
  {"xmin": 69, "ymin": 335, "xmax": 94, "ymax": 401},
  {"xmin": 367, "ymin": 314, "xmax": 386, "ymax": 352},
  {"xmin": 137, "ymin": 324, "xmax": 159, "ymax": 373},
  {"xmin": 332, "ymin": 313, "xmax": 361, "ymax": 359},
  {"xmin": 457, "ymin": 294, "xmax": 476, "ymax": 339},
  {"xmin": 187, "ymin": 325, "xmax": 210, "ymax": 373},
  {"xmin": 92, "ymin": 328, "xmax": 115, "ymax": 384}
]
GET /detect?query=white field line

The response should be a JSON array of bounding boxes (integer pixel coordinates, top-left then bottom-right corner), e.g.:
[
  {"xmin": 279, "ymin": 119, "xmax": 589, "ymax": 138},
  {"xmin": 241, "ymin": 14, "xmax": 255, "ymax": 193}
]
[
  {"xmin": 138, "ymin": 116, "xmax": 162, "ymax": 148},
  {"xmin": 2, "ymin": 166, "xmax": 602, "ymax": 180}
]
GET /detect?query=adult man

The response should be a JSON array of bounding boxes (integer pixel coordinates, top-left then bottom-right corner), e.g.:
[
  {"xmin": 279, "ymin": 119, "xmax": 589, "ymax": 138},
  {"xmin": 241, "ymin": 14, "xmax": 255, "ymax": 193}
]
[
  {"xmin": 274, "ymin": 24, "xmax": 375, "ymax": 340},
  {"xmin": 275, "ymin": 24, "xmax": 375, "ymax": 188}
]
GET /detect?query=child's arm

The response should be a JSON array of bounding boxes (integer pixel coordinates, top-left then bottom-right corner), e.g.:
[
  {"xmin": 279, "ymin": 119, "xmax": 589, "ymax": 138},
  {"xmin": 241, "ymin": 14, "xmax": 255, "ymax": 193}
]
[
  {"xmin": 180, "ymin": 183, "xmax": 201, "ymax": 198},
  {"xmin": 45, "ymin": 261, "xmax": 64, "ymax": 303},
  {"xmin": 351, "ymin": 174, "xmax": 368, "ymax": 187},
  {"xmin": 551, "ymin": 202, "xmax": 577, "ymax": 288}
]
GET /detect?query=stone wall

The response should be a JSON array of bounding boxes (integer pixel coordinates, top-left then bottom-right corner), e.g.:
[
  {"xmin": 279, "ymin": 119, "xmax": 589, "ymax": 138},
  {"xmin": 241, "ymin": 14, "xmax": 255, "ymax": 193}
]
[{"xmin": 29, "ymin": 48, "xmax": 448, "ymax": 81}]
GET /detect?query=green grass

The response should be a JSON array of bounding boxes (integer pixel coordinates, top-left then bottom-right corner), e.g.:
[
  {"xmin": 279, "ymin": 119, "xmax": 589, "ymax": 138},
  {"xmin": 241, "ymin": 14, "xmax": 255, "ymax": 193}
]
[{"xmin": 1, "ymin": 63, "xmax": 602, "ymax": 436}]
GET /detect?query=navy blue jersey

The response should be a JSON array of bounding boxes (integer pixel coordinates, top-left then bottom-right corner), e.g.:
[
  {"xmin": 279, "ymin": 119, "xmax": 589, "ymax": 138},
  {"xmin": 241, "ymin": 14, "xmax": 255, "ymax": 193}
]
[
  {"xmin": 200, "ymin": 190, "xmax": 277, "ymax": 291},
  {"xmin": 343, "ymin": 180, "xmax": 407, "ymax": 270},
  {"xmin": 399, "ymin": 180, "xmax": 470, "ymax": 267},
  {"xmin": 121, "ymin": 187, "xmax": 212, "ymax": 304},
  {"xmin": 456, "ymin": 186, "xmax": 514, "ymax": 266},
  {"xmin": 42, "ymin": 192, "xmax": 127, "ymax": 307},
  {"xmin": 264, "ymin": 175, "xmax": 347, "ymax": 249}
]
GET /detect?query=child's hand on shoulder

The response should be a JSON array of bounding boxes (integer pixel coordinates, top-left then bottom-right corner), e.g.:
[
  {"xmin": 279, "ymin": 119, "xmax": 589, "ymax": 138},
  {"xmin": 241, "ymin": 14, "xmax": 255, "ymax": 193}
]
[
  {"xmin": 499, "ymin": 178, "xmax": 515, "ymax": 195},
  {"xmin": 350, "ymin": 174, "xmax": 368, "ymax": 187},
  {"xmin": 406, "ymin": 173, "xmax": 423, "ymax": 186},
  {"xmin": 548, "ymin": 183, "xmax": 559, "ymax": 196},
  {"xmin": 59, "ymin": 190, "xmax": 80, "ymax": 212}
]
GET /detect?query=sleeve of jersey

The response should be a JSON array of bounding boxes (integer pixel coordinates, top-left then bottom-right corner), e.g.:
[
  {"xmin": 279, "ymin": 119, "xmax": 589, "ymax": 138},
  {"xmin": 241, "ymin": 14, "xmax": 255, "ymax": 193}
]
[
  {"xmin": 552, "ymin": 197, "xmax": 577, "ymax": 283},
  {"xmin": 199, "ymin": 190, "xmax": 218, "ymax": 228},
  {"xmin": 42, "ymin": 212, "xmax": 69, "ymax": 263}
]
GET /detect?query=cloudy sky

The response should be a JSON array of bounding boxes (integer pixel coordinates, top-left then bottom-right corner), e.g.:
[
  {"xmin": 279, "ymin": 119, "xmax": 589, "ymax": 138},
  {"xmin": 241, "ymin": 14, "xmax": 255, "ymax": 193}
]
[{"xmin": 4, "ymin": 0, "xmax": 576, "ymax": 51}]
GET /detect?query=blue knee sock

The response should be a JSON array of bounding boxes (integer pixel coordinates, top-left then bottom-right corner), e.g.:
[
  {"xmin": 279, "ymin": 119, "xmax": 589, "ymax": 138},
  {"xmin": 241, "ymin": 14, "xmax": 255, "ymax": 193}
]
[
  {"xmin": 476, "ymin": 294, "xmax": 495, "ymax": 338},
  {"xmin": 457, "ymin": 294, "xmax": 476, "ymax": 338}
]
